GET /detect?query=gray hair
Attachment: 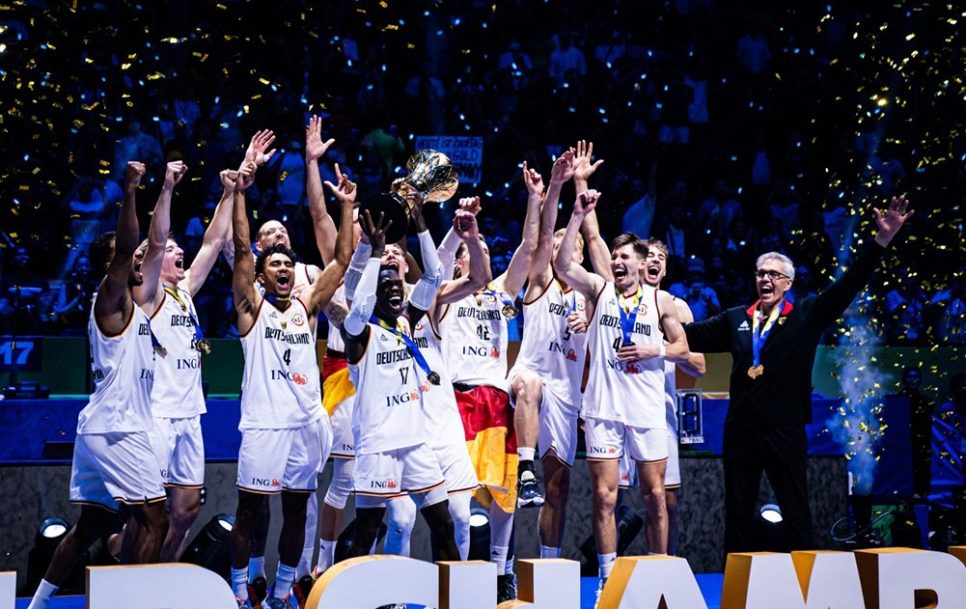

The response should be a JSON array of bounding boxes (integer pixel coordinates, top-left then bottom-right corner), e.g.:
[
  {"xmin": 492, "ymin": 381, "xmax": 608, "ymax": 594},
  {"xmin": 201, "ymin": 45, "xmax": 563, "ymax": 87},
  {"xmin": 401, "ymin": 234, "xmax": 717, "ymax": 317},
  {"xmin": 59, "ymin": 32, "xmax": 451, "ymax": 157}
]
[{"xmin": 756, "ymin": 252, "xmax": 795, "ymax": 280}]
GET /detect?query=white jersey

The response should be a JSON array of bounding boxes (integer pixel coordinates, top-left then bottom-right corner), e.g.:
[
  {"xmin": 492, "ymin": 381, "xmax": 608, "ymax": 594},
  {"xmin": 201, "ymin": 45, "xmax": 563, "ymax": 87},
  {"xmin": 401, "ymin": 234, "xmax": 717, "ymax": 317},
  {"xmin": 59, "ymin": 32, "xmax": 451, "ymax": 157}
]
[
  {"xmin": 665, "ymin": 360, "xmax": 678, "ymax": 435},
  {"xmin": 239, "ymin": 298, "xmax": 322, "ymax": 430},
  {"xmin": 412, "ymin": 317, "xmax": 465, "ymax": 447},
  {"xmin": 583, "ymin": 282, "xmax": 665, "ymax": 428},
  {"xmin": 77, "ymin": 301, "xmax": 155, "ymax": 434},
  {"xmin": 440, "ymin": 288, "xmax": 510, "ymax": 390},
  {"xmin": 349, "ymin": 318, "xmax": 429, "ymax": 455},
  {"xmin": 150, "ymin": 286, "xmax": 206, "ymax": 418},
  {"xmin": 509, "ymin": 280, "xmax": 587, "ymax": 407}
]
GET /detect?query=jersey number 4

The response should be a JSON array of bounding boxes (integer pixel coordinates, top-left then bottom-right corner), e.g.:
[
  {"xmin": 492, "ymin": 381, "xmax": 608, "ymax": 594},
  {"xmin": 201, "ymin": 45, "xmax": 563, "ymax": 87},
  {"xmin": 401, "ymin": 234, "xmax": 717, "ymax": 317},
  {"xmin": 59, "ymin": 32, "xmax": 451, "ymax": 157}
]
[{"xmin": 282, "ymin": 349, "xmax": 292, "ymax": 366}]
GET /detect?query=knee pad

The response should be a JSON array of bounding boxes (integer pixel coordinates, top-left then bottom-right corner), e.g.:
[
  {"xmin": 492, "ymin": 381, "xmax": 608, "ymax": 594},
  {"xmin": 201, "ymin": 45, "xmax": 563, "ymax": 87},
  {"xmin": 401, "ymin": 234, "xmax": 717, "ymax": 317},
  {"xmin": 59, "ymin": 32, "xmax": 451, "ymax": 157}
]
[{"xmin": 323, "ymin": 459, "xmax": 354, "ymax": 509}]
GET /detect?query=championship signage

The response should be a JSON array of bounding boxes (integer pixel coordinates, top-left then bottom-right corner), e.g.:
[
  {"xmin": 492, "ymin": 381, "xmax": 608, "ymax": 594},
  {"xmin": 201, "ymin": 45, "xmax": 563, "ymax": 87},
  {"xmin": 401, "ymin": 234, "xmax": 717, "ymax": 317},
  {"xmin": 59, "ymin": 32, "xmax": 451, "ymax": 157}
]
[{"xmin": 4, "ymin": 547, "xmax": 964, "ymax": 608}]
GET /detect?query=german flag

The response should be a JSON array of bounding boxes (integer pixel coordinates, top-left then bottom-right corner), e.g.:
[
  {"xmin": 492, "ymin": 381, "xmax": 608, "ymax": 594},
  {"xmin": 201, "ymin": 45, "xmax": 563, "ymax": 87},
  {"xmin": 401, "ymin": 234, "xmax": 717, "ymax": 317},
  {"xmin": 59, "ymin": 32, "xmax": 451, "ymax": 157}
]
[{"xmin": 455, "ymin": 385, "xmax": 518, "ymax": 512}]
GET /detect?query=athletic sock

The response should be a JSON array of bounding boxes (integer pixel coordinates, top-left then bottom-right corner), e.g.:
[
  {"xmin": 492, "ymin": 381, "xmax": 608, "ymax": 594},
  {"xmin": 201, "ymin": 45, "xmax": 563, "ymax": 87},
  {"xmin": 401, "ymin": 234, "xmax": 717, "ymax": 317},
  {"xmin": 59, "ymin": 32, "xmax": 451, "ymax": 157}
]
[
  {"xmin": 26, "ymin": 578, "xmax": 59, "ymax": 609},
  {"xmin": 598, "ymin": 552, "xmax": 617, "ymax": 579},
  {"xmin": 274, "ymin": 562, "xmax": 297, "ymax": 600},
  {"xmin": 540, "ymin": 545, "xmax": 561, "ymax": 558},
  {"xmin": 231, "ymin": 567, "xmax": 249, "ymax": 599}
]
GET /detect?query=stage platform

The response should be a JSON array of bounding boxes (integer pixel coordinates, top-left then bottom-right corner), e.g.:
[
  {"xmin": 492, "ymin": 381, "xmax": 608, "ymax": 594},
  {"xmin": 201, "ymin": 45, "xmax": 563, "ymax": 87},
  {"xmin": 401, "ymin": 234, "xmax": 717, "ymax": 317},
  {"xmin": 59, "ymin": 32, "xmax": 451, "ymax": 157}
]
[{"xmin": 14, "ymin": 573, "xmax": 727, "ymax": 609}]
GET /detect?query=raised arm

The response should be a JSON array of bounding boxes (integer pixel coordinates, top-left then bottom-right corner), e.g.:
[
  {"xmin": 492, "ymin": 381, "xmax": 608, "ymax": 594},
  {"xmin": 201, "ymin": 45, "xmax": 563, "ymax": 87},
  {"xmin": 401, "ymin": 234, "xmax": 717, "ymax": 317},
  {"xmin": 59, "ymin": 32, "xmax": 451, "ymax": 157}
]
[
  {"xmin": 135, "ymin": 161, "xmax": 187, "ymax": 313},
  {"xmin": 496, "ymin": 162, "xmax": 544, "ymax": 297},
  {"xmin": 811, "ymin": 195, "xmax": 913, "ymax": 328},
  {"xmin": 184, "ymin": 169, "xmax": 237, "ymax": 296},
  {"xmin": 438, "ymin": 196, "xmax": 481, "ymax": 280},
  {"xmin": 434, "ymin": 211, "xmax": 492, "ymax": 305},
  {"xmin": 342, "ymin": 211, "xmax": 394, "ymax": 361},
  {"xmin": 553, "ymin": 190, "xmax": 606, "ymax": 303},
  {"xmin": 305, "ymin": 115, "xmax": 339, "ymax": 264},
  {"xmin": 232, "ymin": 163, "xmax": 260, "ymax": 335},
  {"xmin": 528, "ymin": 150, "xmax": 575, "ymax": 292},
  {"xmin": 573, "ymin": 140, "xmax": 612, "ymax": 278},
  {"xmin": 306, "ymin": 173, "xmax": 356, "ymax": 315},
  {"xmin": 94, "ymin": 162, "xmax": 144, "ymax": 335}
]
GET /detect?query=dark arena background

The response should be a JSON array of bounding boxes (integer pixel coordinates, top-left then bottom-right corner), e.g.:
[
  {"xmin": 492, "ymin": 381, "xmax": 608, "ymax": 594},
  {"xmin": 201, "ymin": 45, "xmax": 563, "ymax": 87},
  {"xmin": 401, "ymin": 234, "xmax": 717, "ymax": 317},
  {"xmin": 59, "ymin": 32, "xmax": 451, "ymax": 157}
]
[{"xmin": 0, "ymin": 1, "xmax": 963, "ymax": 608}]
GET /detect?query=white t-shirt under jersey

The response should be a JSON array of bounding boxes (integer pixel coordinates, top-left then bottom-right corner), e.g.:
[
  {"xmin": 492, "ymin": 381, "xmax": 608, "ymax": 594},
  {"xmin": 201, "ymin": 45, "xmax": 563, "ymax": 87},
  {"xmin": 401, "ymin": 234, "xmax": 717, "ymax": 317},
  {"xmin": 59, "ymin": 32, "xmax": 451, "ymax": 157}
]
[
  {"xmin": 349, "ymin": 318, "xmax": 430, "ymax": 455},
  {"xmin": 239, "ymin": 298, "xmax": 322, "ymax": 430},
  {"xmin": 582, "ymin": 282, "xmax": 665, "ymax": 429},
  {"xmin": 509, "ymin": 279, "xmax": 587, "ymax": 408},
  {"xmin": 440, "ymin": 289, "xmax": 510, "ymax": 390},
  {"xmin": 77, "ymin": 301, "xmax": 156, "ymax": 434},
  {"xmin": 149, "ymin": 286, "xmax": 206, "ymax": 418}
]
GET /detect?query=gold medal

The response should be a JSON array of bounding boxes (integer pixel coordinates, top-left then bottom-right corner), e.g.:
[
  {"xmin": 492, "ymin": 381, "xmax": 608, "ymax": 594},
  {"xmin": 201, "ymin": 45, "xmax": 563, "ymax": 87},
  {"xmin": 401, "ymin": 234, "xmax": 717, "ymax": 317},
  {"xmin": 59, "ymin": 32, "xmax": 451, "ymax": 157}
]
[
  {"xmin": 747, "ymin": 364, "xmax": 764, "ymax": 379},
  {"xmin": 195, "ymin": 338, "xmax": 212, "ymax": 355},
  {"xmin": 501, "ymin": 303, "xmax": 518, "ymax": 319}
]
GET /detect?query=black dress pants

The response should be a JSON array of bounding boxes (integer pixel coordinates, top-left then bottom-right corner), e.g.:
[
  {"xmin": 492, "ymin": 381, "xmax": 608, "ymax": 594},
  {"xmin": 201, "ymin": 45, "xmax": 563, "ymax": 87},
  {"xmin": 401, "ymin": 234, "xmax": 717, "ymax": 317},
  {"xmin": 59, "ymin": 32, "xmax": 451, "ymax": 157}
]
[{"xmin": 723, "ymin": 423, "xmax": 814, "ymax": 555}]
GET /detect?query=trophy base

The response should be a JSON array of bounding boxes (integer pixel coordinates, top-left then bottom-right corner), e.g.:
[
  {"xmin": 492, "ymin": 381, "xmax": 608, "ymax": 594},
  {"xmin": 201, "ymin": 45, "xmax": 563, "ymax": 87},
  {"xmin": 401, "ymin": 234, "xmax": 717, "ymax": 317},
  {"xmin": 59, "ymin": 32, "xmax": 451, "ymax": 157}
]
[{"xmin": 361, "ymin": 192, "xmax": 411, "ymax": 244}]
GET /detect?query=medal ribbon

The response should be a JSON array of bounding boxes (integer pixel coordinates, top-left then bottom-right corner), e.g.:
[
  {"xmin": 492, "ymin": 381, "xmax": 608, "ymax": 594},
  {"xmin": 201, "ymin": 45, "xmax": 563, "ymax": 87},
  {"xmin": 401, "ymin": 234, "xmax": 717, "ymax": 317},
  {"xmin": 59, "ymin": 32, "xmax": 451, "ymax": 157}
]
[
  {"xmin": 164, "ymin": 286, "xmax": 206, "ymax": 345},
  {"xmin": 616, "ymin": 285, "xmax": 643, "ymax": 346},
  {"xmin": 370, "ymin": 315, "xmax": 437, "ymax": 382},
  {"xmin": 482, "ymin": 282, "xmax": 516, "ymax": 314},
  {"xmin": 751, "ymin": 300, "xmax": 782, "ymax": 369}
]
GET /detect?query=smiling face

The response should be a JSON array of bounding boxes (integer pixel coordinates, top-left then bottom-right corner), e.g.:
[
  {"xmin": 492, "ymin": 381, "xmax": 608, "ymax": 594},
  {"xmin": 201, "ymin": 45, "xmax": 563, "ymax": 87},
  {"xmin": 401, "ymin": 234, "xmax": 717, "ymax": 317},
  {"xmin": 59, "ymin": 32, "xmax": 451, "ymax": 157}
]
[
  {"xmin": 258, "ymin": 252, "xmax": 295, "ymax": 298},
  {"xmin": 610, "ymin": 244, "xmax": 645, "ymax": 293},
  {"xmin": 375, "ymin": 267, "xmax": 406, "ymax": 321},
  {"xmin": 255, "ymin": 220, "xmax": 291, "ymax": 251},
  {"xmin": 381, "ymin": 244, "xmax": 409, "ymax": 276},
  {"xmin": 755, "ymin": 257, "xmax": 793, "ymax": 310},
  {"xmin": 642, "ymin": 246, "xmax": 667, "ymax": 287},
  {"xmin": 160, "ymin": 239, "xmax": 186, "ymax": 285}
]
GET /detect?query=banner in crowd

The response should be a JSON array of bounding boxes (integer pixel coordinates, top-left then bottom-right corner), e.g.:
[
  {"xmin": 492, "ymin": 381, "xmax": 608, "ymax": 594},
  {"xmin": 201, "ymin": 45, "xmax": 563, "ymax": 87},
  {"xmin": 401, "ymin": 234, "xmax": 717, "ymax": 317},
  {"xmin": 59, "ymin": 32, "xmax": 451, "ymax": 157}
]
[{"xmin": 414, "ymin": 135, "xmax": 483, "ymax": 185}]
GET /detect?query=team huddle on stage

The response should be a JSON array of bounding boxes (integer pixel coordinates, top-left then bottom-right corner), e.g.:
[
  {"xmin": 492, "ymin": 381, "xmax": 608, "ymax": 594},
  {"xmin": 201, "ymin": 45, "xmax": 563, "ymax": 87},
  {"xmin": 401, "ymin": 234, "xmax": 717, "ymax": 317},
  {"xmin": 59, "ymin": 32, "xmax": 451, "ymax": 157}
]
[{"xmin": 28, "ymin": 125, "xmax": 707, "ymax": 609}]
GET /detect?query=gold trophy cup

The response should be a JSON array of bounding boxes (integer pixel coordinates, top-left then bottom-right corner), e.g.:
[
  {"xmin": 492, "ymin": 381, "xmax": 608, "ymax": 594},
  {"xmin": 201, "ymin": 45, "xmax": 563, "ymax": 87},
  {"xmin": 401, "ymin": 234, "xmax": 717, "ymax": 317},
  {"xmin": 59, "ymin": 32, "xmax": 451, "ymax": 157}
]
[{"xmin": 361, "ymin": 149, "xmax": 459, "ymax": 243}]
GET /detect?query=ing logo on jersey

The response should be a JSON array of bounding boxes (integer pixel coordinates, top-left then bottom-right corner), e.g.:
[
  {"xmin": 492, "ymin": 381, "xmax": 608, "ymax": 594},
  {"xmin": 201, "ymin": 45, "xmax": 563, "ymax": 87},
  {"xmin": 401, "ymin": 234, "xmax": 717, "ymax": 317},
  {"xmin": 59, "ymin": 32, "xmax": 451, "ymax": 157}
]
[
  {"xmin": 370, "ymin": 479, "xmax": 398, "ymax": 490},
  {"xmin": 290, "ymin": 313, "xmax": 306, "ymax": 327},
  {"xmin": 620, "ymin": 471, "xmax": 631, "ymax": 483},
  {"xmin": 490, "ymin": 346, "xmax": 500, "ymax": 358},
  {"xmin": 566, "ymin": 349, "xmax": 578, "ymax": 362},
  {"xmin": 272, "ymin": 369, "xmax": 309, "ymax": 384}
]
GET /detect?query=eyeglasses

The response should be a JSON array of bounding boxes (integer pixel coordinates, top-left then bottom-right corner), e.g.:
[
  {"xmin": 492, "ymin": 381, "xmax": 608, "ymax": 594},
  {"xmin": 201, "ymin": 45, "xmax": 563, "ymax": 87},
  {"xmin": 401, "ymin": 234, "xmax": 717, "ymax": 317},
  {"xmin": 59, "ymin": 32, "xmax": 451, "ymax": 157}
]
[{"xmin": 755, "ymin": 269, "xmax": 790, "ymax": 280}]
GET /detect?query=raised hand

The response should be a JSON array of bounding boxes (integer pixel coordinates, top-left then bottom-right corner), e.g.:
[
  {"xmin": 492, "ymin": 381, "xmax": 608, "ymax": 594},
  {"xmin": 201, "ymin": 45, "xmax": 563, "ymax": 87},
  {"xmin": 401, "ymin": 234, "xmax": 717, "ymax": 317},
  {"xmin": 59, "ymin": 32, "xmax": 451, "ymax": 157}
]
[
  {"xmin": 454, "ymin": 209, "xmax": 479, "ymax": 240},
  {"xmin": 305, "ymin": 115, "xmax": 335, "ymax": 163},
  {"xmin": 124, "ymin": 161, "xmax": 146, "ymax": 193},
  {"xmin": 874, "ymin": 194, "xmax": 914, "ymax": 247},
  {"xmin": 236, "ymin": 161, "xmax": 257, "ymax": 191},
  {"xmin": 245, "ymin": 129, "xmax": 276, "ymax": 166},
  {"xmin": 522, "ymin": 161, "xmax": 545, "ymax": 197},
  {"xmin": 574, "ymin": 140, "xmax": 604, "ymax": 183},
  {"xmin": 163, "ymin": 161, "xmax": 188, "ymax": 190},
  {"xmin": 360, "ymin": 210, "xmax": 393, "ymax": 253},
  {"xmin": 574, "ymin": 189, "xmax": 601, "ymax": 215},
  {"xmin": 549, "ymin": 148, "xmax": 576, "ymax": 184},
  {"xmin": 323, "ymin": 163, "xmax": 357, "ymax": 206},
  {"xmin": 219, "ymin": 169, "xmax": 239, "ymax": 191},
  {"xmin": 459, "ymin": 196, "xmax": 482, "ymax": 216}
]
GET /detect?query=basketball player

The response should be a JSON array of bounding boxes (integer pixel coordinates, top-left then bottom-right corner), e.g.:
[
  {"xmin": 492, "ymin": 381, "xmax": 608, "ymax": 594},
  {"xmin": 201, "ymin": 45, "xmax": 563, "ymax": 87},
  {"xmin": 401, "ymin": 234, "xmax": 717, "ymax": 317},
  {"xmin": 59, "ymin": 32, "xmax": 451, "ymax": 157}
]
[
  {"xmin": 438, "ymin": 165, "xmax": 542, "ymax": 601},
  {"xmin": 507, "ymin": 151, "xmax": 590, "ymax": 564},
  {"xmin": 359, "ymin": 202, "xmax": 491, "ymax": 566},
  {"xmin": 228, "ymin": 161, "xmax": 351, "ymax": 609},
  {"xmin": 554, "ymin": 189, "xmax": 690, "ymax": 596},
  {"xmin": 26, "ymin": 162, "xmax": 169, "ymax": 609},
  {"xmin": 574, "ymin": 140, "xmax": 706, "ymax": 555},
  {"xmin": 340, "ymin": 210, "xmax": 460, "ymax": 562},
  {"xmin": 135, "ymin": 167, "xmax": 236, "ymax": 561}
]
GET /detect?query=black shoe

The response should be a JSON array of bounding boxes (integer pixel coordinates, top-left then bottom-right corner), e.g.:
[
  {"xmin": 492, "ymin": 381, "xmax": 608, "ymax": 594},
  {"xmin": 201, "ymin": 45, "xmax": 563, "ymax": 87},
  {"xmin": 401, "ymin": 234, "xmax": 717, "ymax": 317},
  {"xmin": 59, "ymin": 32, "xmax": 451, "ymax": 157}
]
[
  {"xmin": 497, "ymin": 573, "xmax": 517, "ymax": 603},
  {"xmin": 516, "ymin": 467, "xmax": 545, "ymax": 509},
  {"xmin": 248, "ymin": 576, "xmax": 268, "ymax": 606},
  {"xmin": 293, "ymin": 574, "xmax": 315, "ymax": 608}
]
